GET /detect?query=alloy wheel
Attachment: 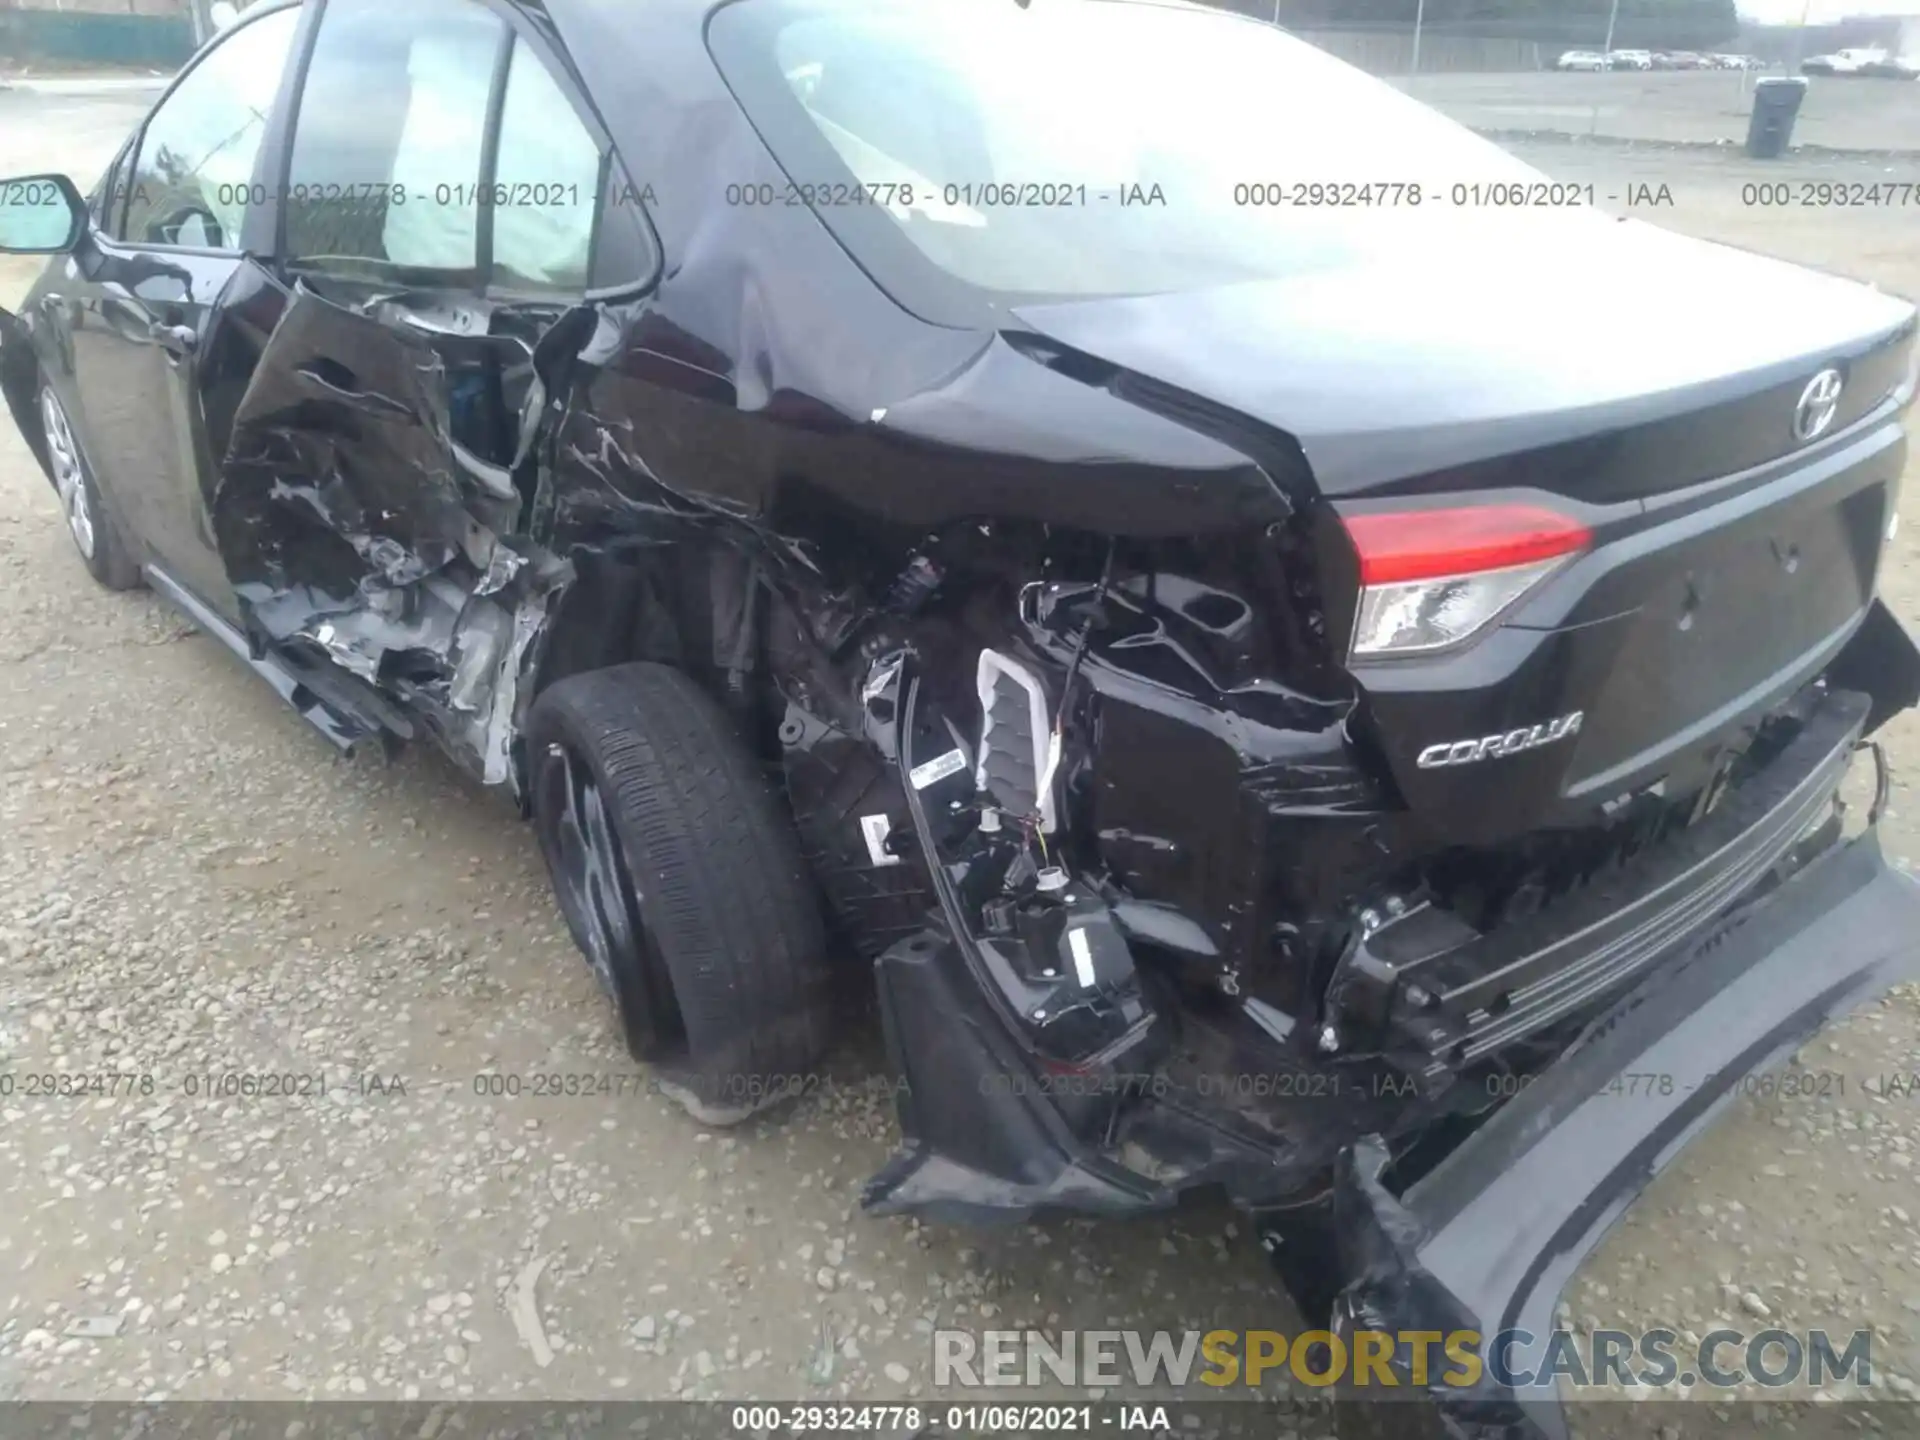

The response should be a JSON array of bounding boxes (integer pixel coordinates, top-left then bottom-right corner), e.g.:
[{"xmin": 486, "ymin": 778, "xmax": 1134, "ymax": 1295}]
[
  {"xmin": 538, "ymin": 739, "xmax": 642, "ymax": 1002},
  {"xmin": 38, "ymin": 387, "xmax": 95, "ymax": 560}
]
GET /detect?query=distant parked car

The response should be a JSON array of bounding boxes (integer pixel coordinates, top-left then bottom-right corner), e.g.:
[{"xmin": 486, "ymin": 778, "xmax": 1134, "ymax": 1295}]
[
  {"xmin": 1652, "ymin": 51, "xmax": 1708, "ymax": 70},
  {"xmin": 1859, "ymin": 56, "xmax": 1920, "ymax": 80},
  {"xmin": 1607, "ymin": 49, "xmax": 1653, "ymax": 70},
  {"xmin": 1555, "ymin": 49, "xmax": 1609, "ymax": 72},
  {"xmin": 1713, "ymin": 54, "xmax": 1765, "ymax": 69},
  {"xmin": 1802, "ymin": 47, "xmax": 1907, "ymax": 76}
]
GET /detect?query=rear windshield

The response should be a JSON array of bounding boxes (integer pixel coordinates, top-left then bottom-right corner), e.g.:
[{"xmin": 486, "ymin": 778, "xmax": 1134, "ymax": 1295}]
[{"xmin": 707, "ymin": 0, "xmax": 1545, "ymax": 310}]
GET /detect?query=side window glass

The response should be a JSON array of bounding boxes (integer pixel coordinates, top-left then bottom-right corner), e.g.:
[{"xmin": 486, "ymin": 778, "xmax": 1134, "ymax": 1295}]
[
  {"xmin": 283, "ymin": 0, "xmax": 503, "ymax": 277},
  {"xmin": 490, "ymin": 39, "xmax": 603, "ymax": 294},
  {"xmin": 121, "ymin": 8, "xmax": 300, "ymax": 249},
  {"xmin": 91, "ymin": 143, "xmax": 132, "ymax": 234},
  {"xmin": 590, "ymin": 162, "xmax": 657, "ymax": 293}
]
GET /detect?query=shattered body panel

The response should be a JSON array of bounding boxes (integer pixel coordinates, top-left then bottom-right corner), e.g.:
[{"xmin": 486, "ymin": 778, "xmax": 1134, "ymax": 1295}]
[
  {"xmin": 6, "ymin": 6, "xmax": 1920, "ymax": 1438},
  {"xmin": 214, "ymin": 279, "xmax": 566, "ymax": 783}
]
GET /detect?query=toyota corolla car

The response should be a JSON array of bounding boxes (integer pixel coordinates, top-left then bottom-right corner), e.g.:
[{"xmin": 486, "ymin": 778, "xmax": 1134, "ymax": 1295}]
[{"xmin": 3, "ymin": 0, "xmax": 1919, "ymax": 1432}]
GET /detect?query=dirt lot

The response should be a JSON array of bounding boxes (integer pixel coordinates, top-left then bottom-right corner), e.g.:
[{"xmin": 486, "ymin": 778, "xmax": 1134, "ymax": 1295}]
[{"xmin": 2, "ymin": 82, "xmax": 1920, "ymax": 1427}]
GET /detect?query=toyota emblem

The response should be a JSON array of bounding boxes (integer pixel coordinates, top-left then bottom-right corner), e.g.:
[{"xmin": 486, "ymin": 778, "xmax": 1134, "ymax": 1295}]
[{"xmin": 1793, "ymin": 368, "xmax": 1843, "ymax": 444}]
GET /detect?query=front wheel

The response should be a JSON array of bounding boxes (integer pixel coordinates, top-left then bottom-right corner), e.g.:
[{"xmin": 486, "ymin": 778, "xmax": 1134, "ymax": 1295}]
[
  {"xmin": 38, "ymin": 382, "xmax": 140, "ymax": 591},
  {"xmin": 525, "ymin": 662, "xmax": 834, "ymax": 1125}
]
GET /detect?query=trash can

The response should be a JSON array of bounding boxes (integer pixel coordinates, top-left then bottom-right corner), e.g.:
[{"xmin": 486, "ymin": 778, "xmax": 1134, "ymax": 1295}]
[{"xmin": 1746, "ymin": 76, "xmax": 1809, "ymax": 158}]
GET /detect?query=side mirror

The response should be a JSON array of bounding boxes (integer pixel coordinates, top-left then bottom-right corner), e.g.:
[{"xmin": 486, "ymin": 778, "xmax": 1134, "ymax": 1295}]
[{"xmin": 0, "ymin": 174, "xmax": 88, "ymax": 255}]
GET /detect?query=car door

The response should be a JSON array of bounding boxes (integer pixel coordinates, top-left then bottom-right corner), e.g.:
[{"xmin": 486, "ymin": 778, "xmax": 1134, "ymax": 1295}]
[
  {"xmin": 63, "ymin": 1, "xmax": 304, "ymax": 619},
  {"xmin": 200, "ymin": 0, "xmax": 649, "ymax": 733}
]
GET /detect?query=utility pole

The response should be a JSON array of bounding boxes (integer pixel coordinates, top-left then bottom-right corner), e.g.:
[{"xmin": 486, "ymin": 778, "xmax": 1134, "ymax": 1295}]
[
  {"xmin": 1411, "ymin": 0, "xmax": 1427, "ymax": 74},
  {"xmin": 1591, "ymin": 0, "xmax": 1621, "ymax": 137}
]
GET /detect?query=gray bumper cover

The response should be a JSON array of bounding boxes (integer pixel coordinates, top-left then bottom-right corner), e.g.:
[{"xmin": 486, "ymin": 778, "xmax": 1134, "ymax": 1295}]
[{"xmin": 1329, "ymin": 831, "xmax": 1920, "ymax": 1439}]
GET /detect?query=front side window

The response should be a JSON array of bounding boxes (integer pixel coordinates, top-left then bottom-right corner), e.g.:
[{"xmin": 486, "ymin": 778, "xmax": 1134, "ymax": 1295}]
[
  {"xmin": 92, "ymin": 142, "xmax": 133, "ymax": 234},
  {"xmin": 283, "ymin": 0, "xmax": 504, "ymax": 277},
  {"xmin": 121, "ymin": 7, "xmax": 300, "ymax": 249},
  {"xmin": 708, "ymin": 0, "xmax": 1555, "ymax": 306}
]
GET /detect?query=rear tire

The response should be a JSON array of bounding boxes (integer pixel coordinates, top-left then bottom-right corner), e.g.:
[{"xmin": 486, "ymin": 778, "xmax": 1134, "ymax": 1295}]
[
  {"xmin": 526, "ymin": 662, "xmax": 833, "ymax": 1125},
  {"xmin": 38, "ymin": 381, "xmax": 141, "ymax": 591}
]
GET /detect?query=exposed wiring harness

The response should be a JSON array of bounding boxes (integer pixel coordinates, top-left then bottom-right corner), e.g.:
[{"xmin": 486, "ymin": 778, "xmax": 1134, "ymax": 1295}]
[{"xmin": 1029, "ymin": 540, "xmax": 1116, "ymax": 843}]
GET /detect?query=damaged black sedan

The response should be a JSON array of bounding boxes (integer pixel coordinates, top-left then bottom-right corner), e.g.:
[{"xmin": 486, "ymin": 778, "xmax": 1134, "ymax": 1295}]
[{"xmin": 4, "ymin": 0, "xmax": 1920, "ymax": 1430}]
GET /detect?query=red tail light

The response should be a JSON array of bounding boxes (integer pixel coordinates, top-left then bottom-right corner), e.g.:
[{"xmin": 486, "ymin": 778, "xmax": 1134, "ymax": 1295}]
[
  {"xmin": 1340, "ymin": 504, "xmax": 1592, "ymax": 660},
  {"xmin": 1344, "ymin": 505, "xmax": 1593, "ymax": 585}
]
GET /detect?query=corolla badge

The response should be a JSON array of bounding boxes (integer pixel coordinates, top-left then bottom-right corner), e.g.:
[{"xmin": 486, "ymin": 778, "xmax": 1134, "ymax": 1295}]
[
  {"xmin": 1793, "ymin": 368, "xmax": 1844, "ymax": 444},
  {"xmin": 1417, "ymin": 711, "xmax": 1584, "ymax": 769}
]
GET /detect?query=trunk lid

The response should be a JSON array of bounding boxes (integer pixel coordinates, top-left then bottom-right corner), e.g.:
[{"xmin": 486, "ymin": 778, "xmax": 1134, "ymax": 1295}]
[
  {"xmin": 1014, "ymin": 219, "xmax": 1918, "ymax": 842},
  {"xmin": 1012, "ymin": 215, "xmax": 1916, "ymax": 503}
]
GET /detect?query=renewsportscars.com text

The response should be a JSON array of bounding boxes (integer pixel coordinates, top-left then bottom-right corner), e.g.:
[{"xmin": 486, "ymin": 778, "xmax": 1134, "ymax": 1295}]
[{"xmin": 933, "ymin": 1326, "xmax": 1874, "ymax": 1390}]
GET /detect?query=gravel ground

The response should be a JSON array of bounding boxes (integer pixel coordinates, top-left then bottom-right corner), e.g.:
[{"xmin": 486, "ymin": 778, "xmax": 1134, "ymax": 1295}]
[
  {"xmin": 1406, "ymin": 68, "xmax": 1920, "ymax": 153},
  {"xmin": 2, "ymin": 88, "xmax": 1920, "ymax": 1428}
]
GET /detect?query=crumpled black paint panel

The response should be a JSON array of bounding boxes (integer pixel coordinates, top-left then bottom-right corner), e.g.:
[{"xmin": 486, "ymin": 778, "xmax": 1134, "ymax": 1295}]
[
  {"xmin": 203, "ymin": 281, "xmax": 577, "ymax": 786},
  {"xmin": 213, "ymin": 286, "xmax": 513, "ymax": 615}
]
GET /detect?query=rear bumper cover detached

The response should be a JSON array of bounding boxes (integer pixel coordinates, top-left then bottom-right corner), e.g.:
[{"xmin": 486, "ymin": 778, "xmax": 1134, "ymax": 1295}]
[
  {"xmin": 862, "ymin": 641, "xmax": 1920, "ymax": 1437},
  {"xmin": 1331, "ymin": 829, "xmax": 1920, "ymax": 1440}
]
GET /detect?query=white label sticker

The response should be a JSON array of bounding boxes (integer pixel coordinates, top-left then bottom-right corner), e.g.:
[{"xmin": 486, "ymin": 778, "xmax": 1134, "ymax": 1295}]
[
  {"xmin": 908, "ymin": 747, "xmax": 969, "ymax": 790},
  {"xmin": 859, "ymin": 814, "xmax": 903, "ymax": 868},
  {"xmin": 1069, "ymin": 927, "xmax": 1097, "ymax": 988}
]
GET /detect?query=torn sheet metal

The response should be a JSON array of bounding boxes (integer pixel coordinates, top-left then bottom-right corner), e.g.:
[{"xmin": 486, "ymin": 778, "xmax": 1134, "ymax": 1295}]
[
  {"xmin": 215, "ymin": 284, "xmax": 519, "ymax": 597},
  {"xmin": 212, "ymin": 283, "xmax": 573, "ymax": 788},
  {"xmin": 484, "ymin": 588, "xmax": 557, "ymax": 786}
]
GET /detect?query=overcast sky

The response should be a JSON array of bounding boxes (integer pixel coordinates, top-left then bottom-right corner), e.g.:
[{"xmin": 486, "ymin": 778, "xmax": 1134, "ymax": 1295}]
[{"xmin": 1736, "ymin": 0, "xmax": 1920, "ymax": 20}]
